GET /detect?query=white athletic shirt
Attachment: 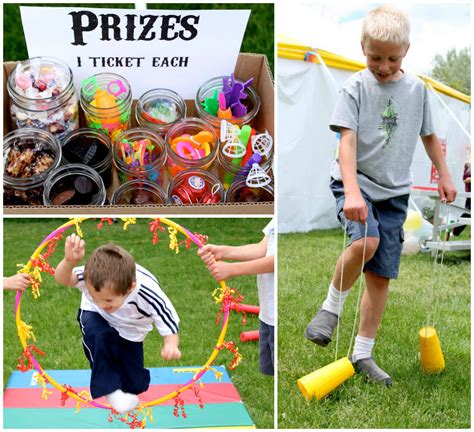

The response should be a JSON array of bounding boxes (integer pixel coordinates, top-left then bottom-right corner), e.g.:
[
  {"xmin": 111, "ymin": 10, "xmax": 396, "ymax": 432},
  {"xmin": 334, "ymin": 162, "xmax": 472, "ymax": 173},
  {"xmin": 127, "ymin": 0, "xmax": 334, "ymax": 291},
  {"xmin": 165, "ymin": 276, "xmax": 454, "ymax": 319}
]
[
  {"xmin": 257, "ymin": 219, "xmax": 275, "ymax": 326},
  {"xmin": 74, "ymin": 263, "xmax": 180, "ymax": 342}
]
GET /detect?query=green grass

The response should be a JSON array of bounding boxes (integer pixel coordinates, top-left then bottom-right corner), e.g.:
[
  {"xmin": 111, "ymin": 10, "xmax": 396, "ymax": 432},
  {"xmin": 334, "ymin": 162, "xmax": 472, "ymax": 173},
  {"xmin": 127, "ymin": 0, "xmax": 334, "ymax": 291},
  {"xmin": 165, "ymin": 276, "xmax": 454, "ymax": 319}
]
[
  {"xmin": 3, "ymin": 217, "xmax": 273, "ymax": 429},
  {"xmin": 278, "ymin": 228, "xmax": 470, "ymax": 428},
  {"xmin": 3, "ymin": 3, "xmax": 274, "ymax": 72}
]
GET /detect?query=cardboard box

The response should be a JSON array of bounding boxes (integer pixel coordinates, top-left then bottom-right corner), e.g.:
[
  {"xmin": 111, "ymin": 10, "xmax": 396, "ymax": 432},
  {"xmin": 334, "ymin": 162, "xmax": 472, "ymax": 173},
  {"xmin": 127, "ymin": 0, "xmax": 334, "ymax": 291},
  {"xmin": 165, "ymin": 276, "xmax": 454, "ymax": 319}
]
[{"xmin": 3, "ymin": 53, "xmax": 274, "ymax": 215}]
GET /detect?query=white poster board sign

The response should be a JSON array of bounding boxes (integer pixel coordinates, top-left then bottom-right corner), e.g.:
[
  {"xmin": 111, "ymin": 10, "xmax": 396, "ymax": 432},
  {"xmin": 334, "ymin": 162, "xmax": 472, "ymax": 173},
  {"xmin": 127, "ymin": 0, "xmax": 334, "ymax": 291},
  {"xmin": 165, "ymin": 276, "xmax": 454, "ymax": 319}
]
[{"xmin": 20, "ymin": 6, "xmax": 250, "ymax": 99}]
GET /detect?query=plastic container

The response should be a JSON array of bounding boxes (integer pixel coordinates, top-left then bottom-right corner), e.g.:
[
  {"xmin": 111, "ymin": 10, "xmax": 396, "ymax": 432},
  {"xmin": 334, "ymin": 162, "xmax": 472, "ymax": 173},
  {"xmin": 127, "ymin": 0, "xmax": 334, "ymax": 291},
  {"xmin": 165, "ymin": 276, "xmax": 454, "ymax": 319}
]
[
  {"xmin": 168, "ymin": 169, "xmax": 224, "ymax": 205},
  {"xmin": 3, "ymin": 128, "xmax": 62, "ymax": 205},
  {"xmin": 165, "ymin": 117, "xmax": 219, "ymax": 180},
  {"xmin": 60, "ymin": 128, "xmax": 113, "ymax": 189},
  {"xmin": 113, "ymin": 128, "xmax": 167, "ymax": 186},
  {"xmin": 195, "ymin": 75, "xmax": 260, "ymax": 131},
  {"xmin": 135, "ymin": 88, "xmax": 186, "ymax": 136},
  {"xmin": 7, "ymin": 57, "xmax": 79, "ymax": 141},
  {"xmin": 218, "ymin": 128, "xmax": 273, "ymax": 190},
  {"xmin": 225, "ymin": 179, "xmax": 274, "ymax": 203},
  {"xmin": 111, "ymin": 179, "xmax": 168, "ymax": 205},
  {"xmin": 43, "ymin": 163, "xmax": 106, "ymax": 206},
  {"xmin": 80, "ymin": 72, "xmax": 132, "ymax": 142}
]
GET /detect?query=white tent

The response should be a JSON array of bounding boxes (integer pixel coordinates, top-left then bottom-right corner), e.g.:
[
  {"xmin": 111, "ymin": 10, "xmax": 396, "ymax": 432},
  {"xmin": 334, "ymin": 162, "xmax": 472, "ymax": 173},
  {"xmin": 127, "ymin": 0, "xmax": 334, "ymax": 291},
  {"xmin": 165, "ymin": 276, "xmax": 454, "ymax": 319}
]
[{"xmin": 278, "ymin": 43, "xmax": 471, "ymax": 233}]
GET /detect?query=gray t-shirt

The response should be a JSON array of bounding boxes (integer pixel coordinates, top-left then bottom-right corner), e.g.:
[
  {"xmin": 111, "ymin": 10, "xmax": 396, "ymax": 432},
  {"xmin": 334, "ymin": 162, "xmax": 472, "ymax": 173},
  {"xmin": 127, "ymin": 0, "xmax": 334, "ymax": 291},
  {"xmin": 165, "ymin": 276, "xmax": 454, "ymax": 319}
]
[{"xmin": 329, "ymin": 68, "xmax": 435, "ymax": 201}]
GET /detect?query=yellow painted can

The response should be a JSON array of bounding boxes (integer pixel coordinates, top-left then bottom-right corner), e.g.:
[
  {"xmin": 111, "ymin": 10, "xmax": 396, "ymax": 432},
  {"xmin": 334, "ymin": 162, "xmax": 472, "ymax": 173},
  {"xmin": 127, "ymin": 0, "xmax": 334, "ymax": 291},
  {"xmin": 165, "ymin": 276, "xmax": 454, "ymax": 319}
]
[
  {"xmin": 297, "ymin": 357, "xmax": 355, "ymax": 400},
  {"xmin": 419, "ymin": 326, "xmax": 445, "ymax": 373}
]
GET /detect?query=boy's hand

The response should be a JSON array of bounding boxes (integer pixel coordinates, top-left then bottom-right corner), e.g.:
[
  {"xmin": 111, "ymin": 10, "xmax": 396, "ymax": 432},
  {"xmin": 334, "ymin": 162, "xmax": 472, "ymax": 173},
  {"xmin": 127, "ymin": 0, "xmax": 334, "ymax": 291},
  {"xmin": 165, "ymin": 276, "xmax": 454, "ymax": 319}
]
[
  {"xmin": 438, "ymin": 175, "xmax": 457, "ymax": 203},
  {"xmin": 65, "ymin": 234, "xmax": 85, "ymax": 265},
  {"xmin": 197, "ymin": 244, "xmax": 223, "ymax": 264},
  {"xmin": 4, "ymin": 273, "xmax": 30, "ymax": 291},
  {"xmin": 161, "ymin": 335, "xmax": 182, "ymax": 360},
  {"xmin": 344, "ymin": 191, "xmax": 368, "ymax": 225},
  {"xmin": 208, "ymin": 261, "xmax": 235, "ymax": 282}
]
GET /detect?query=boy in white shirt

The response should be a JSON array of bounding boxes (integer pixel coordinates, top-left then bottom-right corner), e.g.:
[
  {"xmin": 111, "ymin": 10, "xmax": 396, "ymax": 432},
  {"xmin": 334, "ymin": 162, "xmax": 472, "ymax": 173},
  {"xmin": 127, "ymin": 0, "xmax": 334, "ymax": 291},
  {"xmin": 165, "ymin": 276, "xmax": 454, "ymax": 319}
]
[
  {"xmin": 55, "ymin": 234, "xmax": 181, "ymax": 413},
  {"xmin": 198, "ymin": 220, "xmax": 275, "ymax": 375}
]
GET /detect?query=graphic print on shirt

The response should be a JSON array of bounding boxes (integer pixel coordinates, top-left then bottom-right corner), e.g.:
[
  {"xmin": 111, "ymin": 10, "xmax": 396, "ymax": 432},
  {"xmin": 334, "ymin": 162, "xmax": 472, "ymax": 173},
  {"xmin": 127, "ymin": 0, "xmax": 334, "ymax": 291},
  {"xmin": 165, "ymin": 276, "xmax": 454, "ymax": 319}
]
[{"xmin": 378, "ymin": 97, "xmax": 398, "ymax": 149}]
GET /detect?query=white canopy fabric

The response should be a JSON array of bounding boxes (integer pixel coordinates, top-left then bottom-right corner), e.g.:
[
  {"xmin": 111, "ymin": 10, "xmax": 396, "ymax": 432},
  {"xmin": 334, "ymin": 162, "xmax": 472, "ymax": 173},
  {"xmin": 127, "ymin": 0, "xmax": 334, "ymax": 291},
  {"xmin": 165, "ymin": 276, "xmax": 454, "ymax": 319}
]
[{"xmin": 278, "ymin": 51, "xmax": 471, "ymax": 233}]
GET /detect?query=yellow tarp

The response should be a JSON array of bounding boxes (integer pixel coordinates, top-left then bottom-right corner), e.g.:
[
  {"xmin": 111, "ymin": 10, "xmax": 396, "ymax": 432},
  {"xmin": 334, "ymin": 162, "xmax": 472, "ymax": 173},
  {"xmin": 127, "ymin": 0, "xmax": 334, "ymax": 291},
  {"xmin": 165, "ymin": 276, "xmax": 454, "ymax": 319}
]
[{"xmin": 278, "ymin": 42, "xmax": 471, "ymax": 105}]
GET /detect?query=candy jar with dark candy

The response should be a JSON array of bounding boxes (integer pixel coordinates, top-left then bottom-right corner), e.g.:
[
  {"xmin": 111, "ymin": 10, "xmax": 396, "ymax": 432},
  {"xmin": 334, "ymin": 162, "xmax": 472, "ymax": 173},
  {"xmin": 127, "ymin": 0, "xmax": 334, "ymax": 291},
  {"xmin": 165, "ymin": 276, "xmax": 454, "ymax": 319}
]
[
  {"xmin": 225, "ymin": 179, "xmax": 274, "ymax": 203},
  {"xmin": 61, "ymin": 128, "xmax": 112, "ymax": 189},
  {"xmin": 168, "ymin": 169, "xmax": 224, "ymax": 205},
  {"xmin": 43, "ymin": 164, "xmax": 106, "ymax": 206},
  {"xmin": 8, "ymin": 57, "xmax": 79, "ymax": 141},
  {"xmin": 111, "ymin": 179, "xmax": 168, "ymax": 205},
  {"xmin": 3, "ymin": 128, "xmax": 62, "ymax": 205}
]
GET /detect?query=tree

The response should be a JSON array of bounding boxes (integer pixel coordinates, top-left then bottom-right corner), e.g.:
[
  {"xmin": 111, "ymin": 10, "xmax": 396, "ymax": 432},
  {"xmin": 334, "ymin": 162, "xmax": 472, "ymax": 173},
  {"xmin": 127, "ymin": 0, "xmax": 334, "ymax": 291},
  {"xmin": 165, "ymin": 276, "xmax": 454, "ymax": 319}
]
[{"xmin": 430, "ymin": 47, "xmax": 471, "ymax": 96}]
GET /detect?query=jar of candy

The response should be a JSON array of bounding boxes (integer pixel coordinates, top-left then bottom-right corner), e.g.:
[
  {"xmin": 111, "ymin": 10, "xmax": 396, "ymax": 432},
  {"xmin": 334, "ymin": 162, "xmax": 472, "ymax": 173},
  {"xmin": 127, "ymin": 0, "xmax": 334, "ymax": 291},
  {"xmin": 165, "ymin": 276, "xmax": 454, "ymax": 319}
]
[
  {"xmin": 3, "ymin": 128, "xmax": 62, "ymax": 205},
  {"xmin": 61, "ymin": 128, "xmax": 113, "ymax": 189},
  {"xmin": 135, "ymin": 88, "xmax": 186, "ymax": 136},
  {"xmin": 43, "ymin": 163, "xmax": 106, "ymax": 206},
  {"xmin": 165, "ymin": 117, "xmax": 218, "ymax": 180},
  {"xmin": 218, "ymin": 127, "xmax": 273, "ymax": 190},
  {"xmin": 80, "ymin": 73, "xmax": 132, "ymax": 142},
  {"xmin": 168, "ymin": 169, "xmax": 224, "ymax": 205},
  {"xmin": 111, "ymin": 179, "xmax": 168, "ymax": 205},
  {"xmin": 225, "ymin": 179, "xmax": 274, "ymax": 203},
  {"xmin": 195, "ymin": 74, "xmax": 260, "ymax": 131},
  {"xmin": 7, "ymin": 57, "xmax": 79, "ymax": 141},
  {"xmin": 113, "ymin": 128, "xmax": 167, "ymax": 186}
]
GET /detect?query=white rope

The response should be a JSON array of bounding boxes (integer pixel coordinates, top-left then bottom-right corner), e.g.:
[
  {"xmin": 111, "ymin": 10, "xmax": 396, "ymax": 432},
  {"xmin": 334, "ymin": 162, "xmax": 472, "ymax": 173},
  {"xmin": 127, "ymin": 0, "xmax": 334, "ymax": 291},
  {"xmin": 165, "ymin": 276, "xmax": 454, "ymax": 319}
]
[
  {"xmin": 347, "ymin": 223, "xmax": 368, "ymax": 358},
  {"xmin": 425, "ymin": 201, "xmax": 450, "ymax": 334},
  {"xmin": 426, "ymin": 82, "xmax": 471, "ymax": 140},
  {"xmin": 334, "ymin": 220, "xmax": 348, "ymax": 362},
  {"xmin": 432, "ymin": 202, "xmax": 450, "ymax": 329}
]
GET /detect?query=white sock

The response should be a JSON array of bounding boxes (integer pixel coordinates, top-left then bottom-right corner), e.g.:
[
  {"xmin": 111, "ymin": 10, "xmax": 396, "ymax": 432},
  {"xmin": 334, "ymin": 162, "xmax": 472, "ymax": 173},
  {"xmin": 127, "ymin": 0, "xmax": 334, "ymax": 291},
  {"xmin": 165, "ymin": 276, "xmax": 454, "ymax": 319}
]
[
  {"xmin": 321, "ymin": 282, "xmax": 350, "ymax": 316},
  {"xmin": 352, "ymin": 335, "xmax": 375, "ymax": 361},
  {"xmin": 106, "ymin": 389, "xmax": 139, "ymax": 414}
]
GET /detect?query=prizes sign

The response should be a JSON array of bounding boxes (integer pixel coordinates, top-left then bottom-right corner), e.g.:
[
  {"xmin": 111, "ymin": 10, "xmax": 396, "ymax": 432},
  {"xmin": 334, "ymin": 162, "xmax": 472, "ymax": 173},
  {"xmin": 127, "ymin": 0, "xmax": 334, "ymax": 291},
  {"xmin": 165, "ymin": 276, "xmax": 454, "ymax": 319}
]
[{"xmin": 20, "ymin": 6, "xmax": 250, "ymax": 98}]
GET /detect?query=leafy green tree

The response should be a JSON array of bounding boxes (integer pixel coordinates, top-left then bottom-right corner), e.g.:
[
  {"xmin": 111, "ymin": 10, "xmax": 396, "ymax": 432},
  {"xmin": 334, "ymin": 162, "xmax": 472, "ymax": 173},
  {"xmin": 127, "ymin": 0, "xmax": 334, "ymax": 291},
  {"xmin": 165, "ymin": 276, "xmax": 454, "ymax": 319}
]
[{"xmin": 430, "ymin": 47, "xmax": 471, "ymax": 95}]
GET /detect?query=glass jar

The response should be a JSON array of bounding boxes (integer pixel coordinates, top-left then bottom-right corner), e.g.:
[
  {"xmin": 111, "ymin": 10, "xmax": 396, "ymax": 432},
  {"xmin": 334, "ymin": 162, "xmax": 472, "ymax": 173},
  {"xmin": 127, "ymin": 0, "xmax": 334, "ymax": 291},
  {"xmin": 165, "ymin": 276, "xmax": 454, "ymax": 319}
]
[
  {"xmin": 165, "ymin": 117, "xmax": 218, "ymax": 180},
  {"xmin": 111, "ymin": 179, "xmax": 168, "ymax": 205},
  {"xmin": 61, "ymin": 128, "xmax": 113, "ymax": 189},
  {"xmin": 225, "ymin": 179, "xmax": 274, "ymax": 203},
  {"xmin": 43, "ymin": 163, "xmax": 106, "ymax": 206},
  {"xmin": 3, "ymin": 128, "xmax": 62, "ymax": 205},
  {"xmin": 217, "ymin": 129, "xmax": 273, "ymax": 190},
  {"xmin": 7, "ymin": 57, "xmax": 79, "ymax": 141},
  {"xmin": 135, "ymin": 88, "xmax": 186, "ymax": 136},
  {"xmin": 195, "ymin": 75, "xmax": 261, "ymax": 131},
  {"xmin": 80, "ymin": 73, "xmax": 132, "ymax": 142},
  {"xmin": 113, "ymin": 128, "xmax": 167, "ymax": 186},
  {"xmin": 168, "ymin": 169, "xmax": 224, "ymax": 205}
]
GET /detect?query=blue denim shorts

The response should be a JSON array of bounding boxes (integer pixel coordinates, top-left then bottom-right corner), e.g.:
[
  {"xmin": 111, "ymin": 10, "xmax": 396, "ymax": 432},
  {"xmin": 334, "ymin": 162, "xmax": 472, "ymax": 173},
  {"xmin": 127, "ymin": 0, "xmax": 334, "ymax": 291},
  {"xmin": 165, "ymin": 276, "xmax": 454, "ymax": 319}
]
[{"xmin": 330, "ymin": 179, "xmax": 409, "ymax": 279}]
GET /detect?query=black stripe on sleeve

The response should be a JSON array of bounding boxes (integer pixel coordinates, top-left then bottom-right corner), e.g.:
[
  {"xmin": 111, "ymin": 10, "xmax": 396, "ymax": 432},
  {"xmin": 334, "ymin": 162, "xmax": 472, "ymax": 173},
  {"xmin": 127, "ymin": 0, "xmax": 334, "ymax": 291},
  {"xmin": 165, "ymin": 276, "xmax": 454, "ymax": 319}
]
[
  {"xmin": 128, "ymin": 301, "xmax": 152, "ymax": 318},
  {"xmin": 138, "ymin": 288, "xmax": 179, "ymax": 334}
]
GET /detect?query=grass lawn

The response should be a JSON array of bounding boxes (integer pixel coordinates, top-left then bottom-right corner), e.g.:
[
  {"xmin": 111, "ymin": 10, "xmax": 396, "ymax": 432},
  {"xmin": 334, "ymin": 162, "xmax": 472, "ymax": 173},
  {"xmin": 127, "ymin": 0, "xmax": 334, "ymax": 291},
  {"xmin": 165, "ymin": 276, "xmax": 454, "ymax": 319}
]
[
  {"xmin": 3, "ymin": 217, "xmax": 273, "ymax": 429},
  {"xmin": 278, "ymin": 228, "xmax": 470, "ymax": 428},
  {"xmin": 3, "ymin": 3, "xmax": 274, "ymax": 72}
]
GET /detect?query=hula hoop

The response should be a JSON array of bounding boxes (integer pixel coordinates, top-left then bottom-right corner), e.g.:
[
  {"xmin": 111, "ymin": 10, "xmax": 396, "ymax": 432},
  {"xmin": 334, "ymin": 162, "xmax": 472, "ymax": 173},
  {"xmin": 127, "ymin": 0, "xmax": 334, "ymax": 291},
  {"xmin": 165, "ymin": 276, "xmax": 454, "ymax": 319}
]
[{"xmin": 15, "ymin": 217, "xmax": 232, "ymax": 411}]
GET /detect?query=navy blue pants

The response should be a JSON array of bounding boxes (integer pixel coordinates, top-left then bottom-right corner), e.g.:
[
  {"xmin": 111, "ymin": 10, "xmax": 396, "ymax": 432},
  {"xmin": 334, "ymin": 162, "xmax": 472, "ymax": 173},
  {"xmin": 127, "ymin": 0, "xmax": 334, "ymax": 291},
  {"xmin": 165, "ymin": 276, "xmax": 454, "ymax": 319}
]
[
  {"xmin": 77, "ymin": 309, "xmax": 150, "ymax": 399},
  {"xmin": 259, "ymin": 320, "xmax": 274, "ymax": 376}
]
